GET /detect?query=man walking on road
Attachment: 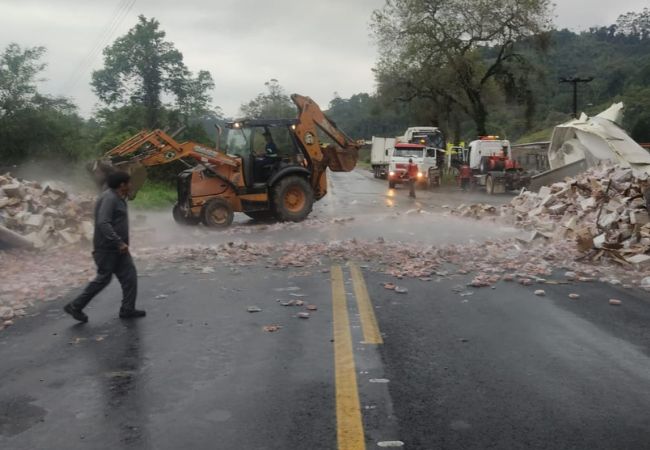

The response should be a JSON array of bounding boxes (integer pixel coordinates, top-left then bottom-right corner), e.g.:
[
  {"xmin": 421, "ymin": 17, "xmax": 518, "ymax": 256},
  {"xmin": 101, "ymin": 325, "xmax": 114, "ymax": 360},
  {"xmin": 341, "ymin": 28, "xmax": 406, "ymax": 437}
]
[
  {"xmin": 406, "ymin": 158, "xmax": 418, "ymax": 198},
  {"xmin": 64, "ymin": 171, "xmax": 145, "ymax": 322}
]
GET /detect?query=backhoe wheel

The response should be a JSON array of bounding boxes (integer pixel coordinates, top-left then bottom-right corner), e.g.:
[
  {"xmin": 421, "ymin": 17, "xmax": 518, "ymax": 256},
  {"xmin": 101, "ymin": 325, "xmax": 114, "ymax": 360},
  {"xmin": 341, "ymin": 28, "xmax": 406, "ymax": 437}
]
[
  {"xmin": 201, "ymin": 198, "xmax": 234, "ymax": 228},
  {"xmin": 244, "ymin": 210, "xmax": 276, "ymax": 222},
  {"xmin": 486, "ymin": 175, "xmax": 495, "ymax": 195},
  {"xmin": 273, "ymin": 176, "xmax": 314, "ymax": 222},
  {"xmin": 389, "ymin": 181, "xmax": 396, "ymax": 189},
  {"xmin": 173, "ymin": 203, "xmax": 200, "ymax": 226}
]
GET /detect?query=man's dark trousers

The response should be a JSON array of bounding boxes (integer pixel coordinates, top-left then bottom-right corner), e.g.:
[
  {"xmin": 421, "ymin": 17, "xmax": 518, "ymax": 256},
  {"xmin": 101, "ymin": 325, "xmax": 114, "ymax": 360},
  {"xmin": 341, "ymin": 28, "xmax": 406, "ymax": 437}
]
[{"xmin": 71, "ymin": 251, "xmax": 137, "ymax": 311}]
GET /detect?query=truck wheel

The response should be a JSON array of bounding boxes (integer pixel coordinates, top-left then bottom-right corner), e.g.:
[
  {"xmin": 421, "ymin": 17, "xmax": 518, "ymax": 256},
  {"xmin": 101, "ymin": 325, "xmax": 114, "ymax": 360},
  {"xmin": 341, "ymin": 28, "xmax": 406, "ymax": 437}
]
[
  {"xmin": 173, "ymin": 203, "xmax": 200, "ymax": 225},
  {"xmin": 486, "ymin": 175, "xmax": 495, "ymax": 195},
  {"xmin": 201, "ymin": 198, "xmax": 234, "ymax": 228},
  {"xmin": 389, "ymin": 181, "xmax": 396, "ymax": 189},
  {"xmin": 427, "ymin": 171, "xmax": 438, "ymax": 189},
  {"xmin": 244, "ymin": 211, "xmax": 276, "ymax": 222},
  {"xmin": 273, "ymin": 175, "xmax": 314, "ymax": 222}
]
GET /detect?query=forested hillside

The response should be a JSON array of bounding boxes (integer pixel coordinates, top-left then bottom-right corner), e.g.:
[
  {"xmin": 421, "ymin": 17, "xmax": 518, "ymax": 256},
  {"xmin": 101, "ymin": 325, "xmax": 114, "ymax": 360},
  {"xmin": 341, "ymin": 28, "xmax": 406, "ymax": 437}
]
[{"xmin": 329, "ymin": 15, "xmax": 650, "ymax": 144}]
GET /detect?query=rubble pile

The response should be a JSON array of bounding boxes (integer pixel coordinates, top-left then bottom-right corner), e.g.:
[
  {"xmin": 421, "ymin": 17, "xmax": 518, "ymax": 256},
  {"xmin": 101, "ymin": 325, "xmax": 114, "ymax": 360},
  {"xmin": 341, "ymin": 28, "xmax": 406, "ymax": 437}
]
[
  {"xmin": 0, "ymin": 173, "xmax": 94, "ymax": 249},
  {"xmin": 453, "ymin": 165, "xmax": 650, "ymax": 267}
]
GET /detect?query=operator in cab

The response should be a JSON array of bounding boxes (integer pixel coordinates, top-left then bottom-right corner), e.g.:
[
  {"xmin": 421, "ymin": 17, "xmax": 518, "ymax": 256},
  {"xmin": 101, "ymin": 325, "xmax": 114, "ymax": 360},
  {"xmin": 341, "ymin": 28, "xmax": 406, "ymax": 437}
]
[
  {"xmin": 264, "ymin": 131, "xmax": 278, "ymax": 156},
  {"xmin": 254, "ymin": 130, "xmax": 279, "ymax": 182}
]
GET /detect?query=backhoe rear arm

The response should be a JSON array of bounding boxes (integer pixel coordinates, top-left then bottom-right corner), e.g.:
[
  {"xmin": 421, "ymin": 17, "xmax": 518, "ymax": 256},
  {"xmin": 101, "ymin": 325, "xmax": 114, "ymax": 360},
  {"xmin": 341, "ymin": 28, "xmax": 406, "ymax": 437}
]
[{"xmin": 291, "ymin": 94, "xmax": 360, "ymax": 198}]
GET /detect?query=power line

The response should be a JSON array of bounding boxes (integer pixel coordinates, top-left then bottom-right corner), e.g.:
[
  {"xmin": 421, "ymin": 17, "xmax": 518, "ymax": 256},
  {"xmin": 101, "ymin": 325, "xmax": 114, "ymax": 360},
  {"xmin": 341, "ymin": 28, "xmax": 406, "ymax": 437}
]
[
  {"xmin": 559, "ymin": 76, "xmax": 594, "ymax": 118},
  {"xmin": 60, "ymin": 0, "xmax": 131, "ymax": 92},
  {"xmin": 60, "ymin": 0, "xmax": 137, "ymax": 94},
  {"xmin": 66, "ymin": 0, "xmax": 137, "ymax": 92}
]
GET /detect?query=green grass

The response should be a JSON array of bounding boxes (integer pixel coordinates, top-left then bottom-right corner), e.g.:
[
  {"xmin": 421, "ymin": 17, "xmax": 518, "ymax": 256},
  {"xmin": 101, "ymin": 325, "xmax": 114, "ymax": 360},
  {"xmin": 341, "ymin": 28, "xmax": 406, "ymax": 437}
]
[{"xmin": 131, "ymin": 180, "xmax": 177, "ymax": 210}]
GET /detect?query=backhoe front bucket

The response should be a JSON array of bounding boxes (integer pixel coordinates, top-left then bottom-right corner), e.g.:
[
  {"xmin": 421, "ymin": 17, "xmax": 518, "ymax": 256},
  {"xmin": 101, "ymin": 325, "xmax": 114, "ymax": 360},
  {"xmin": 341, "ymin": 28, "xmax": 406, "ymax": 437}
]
[
  {"xmin": 323, "ymin": 145, "xmax": 358, "ymax": 172},
  {"xmin": 87, "ymin": 159, "xmax": 148, "ymax": 200}
]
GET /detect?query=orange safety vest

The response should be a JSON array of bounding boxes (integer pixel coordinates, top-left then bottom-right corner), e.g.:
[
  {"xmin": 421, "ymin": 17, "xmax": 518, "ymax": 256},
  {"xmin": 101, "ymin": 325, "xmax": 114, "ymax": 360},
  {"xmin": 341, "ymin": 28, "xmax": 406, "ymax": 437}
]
[{"xmin": 407, "ymin": 163, "xmax": 418, "ymax": 178}]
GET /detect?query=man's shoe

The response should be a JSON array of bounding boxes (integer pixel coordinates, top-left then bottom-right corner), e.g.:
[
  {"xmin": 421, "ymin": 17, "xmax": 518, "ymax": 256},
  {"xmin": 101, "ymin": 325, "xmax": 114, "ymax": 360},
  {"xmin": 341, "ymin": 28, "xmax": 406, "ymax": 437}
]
[
  {"xmin": 119, "ymin": 309, "xmax": 146, "ymax": 319},
  {"xmin": 64, "ymin": 303, "xmax": 88, "ymax": 323}
]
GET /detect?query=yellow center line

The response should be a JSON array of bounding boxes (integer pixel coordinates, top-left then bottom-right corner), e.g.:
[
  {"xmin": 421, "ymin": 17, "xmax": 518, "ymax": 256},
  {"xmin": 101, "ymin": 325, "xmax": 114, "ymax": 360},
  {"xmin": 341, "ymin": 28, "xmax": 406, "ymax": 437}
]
[
  {"xmin": 331, "ymin": 265, "xmax": 366, "ymax": 450},
  {"xmin": 350, "ymin": 263, "xmax": 384, "ymax": 345}
]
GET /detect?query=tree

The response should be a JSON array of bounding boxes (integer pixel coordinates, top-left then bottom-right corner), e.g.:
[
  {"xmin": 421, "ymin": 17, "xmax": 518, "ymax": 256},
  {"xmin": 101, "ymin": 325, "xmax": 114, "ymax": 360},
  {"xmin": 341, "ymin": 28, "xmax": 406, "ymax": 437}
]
[
  {"xmin": 616, "ymin": 8, "xmax": 650, "ymax": 40},
  {"xmin": 371, "ymin": 0, "xmax": 553, "ymax": 135},
  {"xmin": 0, "ymin": 43, "xmax": 46, "ymax": 117},
  {"xmin": 91, "ymin": 15, "xmax": 215, "ymax": 128},
  {"xmin": 239, "ymin": 79, "xmax": 295, "ymax": 119},
  {"xmin": 326, "ymin": 92, "xmax": 422, "ymax": 139},
  {"xmin": 0, "ymin": 43, "xmax": 92, "ymax": 162}
]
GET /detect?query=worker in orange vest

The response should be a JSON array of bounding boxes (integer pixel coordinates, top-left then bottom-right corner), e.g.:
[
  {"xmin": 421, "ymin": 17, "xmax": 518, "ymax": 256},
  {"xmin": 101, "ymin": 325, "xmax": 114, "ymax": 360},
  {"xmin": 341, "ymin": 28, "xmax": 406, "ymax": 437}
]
[
  {"xmin": 406, "ymin": 158, "xmax": 418, "ymax": 198},
  {"xmin": 459, "ymin": 164, "xmax": 472, "ymax": 191}
]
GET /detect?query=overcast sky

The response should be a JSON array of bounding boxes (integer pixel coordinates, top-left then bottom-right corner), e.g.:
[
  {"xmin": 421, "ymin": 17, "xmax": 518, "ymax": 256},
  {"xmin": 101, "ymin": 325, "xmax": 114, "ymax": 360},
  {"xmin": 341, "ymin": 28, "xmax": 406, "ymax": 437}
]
[{"xmin": 1, "ymin": 0, "xmax": 647, "ymax": 118}]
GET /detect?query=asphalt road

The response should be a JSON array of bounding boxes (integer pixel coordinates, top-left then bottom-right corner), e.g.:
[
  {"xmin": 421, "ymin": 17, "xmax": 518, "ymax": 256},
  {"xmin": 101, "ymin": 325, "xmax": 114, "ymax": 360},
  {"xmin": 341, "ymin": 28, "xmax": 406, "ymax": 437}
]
[{"xmin": 1, "ymin": 169, "xmax": 650, "ymax": 449}]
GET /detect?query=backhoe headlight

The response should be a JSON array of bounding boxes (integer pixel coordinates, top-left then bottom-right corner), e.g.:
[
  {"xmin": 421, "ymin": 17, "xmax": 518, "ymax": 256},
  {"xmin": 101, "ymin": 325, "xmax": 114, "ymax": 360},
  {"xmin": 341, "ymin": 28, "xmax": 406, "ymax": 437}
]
[
  {"xmin": 417, "ymin": 172, "xmax": 424, "ymax": 178},
  {"xmin": 389, "ymin": 171, "xmax": 395, "ymax": 176}
]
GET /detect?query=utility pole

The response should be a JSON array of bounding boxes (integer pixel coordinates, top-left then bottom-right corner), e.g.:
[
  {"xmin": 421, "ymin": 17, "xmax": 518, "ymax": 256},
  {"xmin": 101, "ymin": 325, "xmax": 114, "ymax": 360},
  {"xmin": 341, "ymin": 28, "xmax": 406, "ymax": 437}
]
[{"xmin": 559, "ymin": 76, "xmax": 594, "ymax": 118}]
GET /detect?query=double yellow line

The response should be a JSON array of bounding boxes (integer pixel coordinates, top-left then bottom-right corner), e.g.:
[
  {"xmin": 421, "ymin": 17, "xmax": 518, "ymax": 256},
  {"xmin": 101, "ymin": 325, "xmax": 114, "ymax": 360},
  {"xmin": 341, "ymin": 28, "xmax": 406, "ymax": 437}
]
[{"xmin": 331, "ymin": 263, "xmax": 383, "ymax": 450}]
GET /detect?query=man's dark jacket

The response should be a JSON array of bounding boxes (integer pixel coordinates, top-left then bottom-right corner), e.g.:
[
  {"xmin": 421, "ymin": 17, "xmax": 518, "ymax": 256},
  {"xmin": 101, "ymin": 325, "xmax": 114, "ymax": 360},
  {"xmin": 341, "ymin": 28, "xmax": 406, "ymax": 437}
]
[{"xmin": 93, "ymin": 189, "xmax": 129, "ymax": 251}]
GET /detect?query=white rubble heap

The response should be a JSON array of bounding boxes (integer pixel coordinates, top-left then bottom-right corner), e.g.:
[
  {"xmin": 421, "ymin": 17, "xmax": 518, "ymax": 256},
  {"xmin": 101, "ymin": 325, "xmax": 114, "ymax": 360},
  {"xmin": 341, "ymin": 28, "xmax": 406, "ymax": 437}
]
[
  {"xmin": 0, "ymin": 173, "xmax": 95, "ymax": 249},
  {"xmin": 452, "ymin": 165, "xmax": 650, "ymax": 268}
]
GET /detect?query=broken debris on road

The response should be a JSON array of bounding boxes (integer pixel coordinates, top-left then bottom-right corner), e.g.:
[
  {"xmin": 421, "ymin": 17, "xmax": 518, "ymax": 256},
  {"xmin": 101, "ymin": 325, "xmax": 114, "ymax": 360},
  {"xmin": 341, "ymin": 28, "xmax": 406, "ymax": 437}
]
[{"xmin": 0, "ymin": 173, "xmax": 94, "ymax": 249}]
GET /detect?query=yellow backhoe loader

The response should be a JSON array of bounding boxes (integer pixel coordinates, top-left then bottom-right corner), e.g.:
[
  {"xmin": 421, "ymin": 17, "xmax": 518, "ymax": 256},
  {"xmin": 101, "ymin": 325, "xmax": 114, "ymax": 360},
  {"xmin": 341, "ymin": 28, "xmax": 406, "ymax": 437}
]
[{"xmin": 90, "ymin": 94, "xmax": 360, "ymax": 228}]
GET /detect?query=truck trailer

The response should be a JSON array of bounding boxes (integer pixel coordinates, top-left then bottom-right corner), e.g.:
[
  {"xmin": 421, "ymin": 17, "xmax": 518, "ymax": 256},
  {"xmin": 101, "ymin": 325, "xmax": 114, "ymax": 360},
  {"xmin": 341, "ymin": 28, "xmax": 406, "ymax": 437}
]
[{"xmin": 370, "ymin": 136, "xmax": 396, "ymax": 179}]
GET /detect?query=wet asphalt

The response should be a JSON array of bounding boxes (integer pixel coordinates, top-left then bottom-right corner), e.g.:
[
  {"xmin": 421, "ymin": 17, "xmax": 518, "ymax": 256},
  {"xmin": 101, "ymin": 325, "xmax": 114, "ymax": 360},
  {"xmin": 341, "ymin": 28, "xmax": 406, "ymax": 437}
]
[{"xmin": 1, "ymin": 169, "xmax": 650, "ymax": 449}]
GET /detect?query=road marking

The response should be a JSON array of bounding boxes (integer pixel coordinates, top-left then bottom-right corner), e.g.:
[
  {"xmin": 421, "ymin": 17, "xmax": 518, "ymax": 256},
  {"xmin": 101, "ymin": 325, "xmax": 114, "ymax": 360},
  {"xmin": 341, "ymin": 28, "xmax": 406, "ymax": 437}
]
[
  {"xmin": 332, "ymin": 265, "xmax": 366, "ymax": 450},
  {"xmin": 350, "ymin": 264, "xmax": 384, "ymax": 345}
]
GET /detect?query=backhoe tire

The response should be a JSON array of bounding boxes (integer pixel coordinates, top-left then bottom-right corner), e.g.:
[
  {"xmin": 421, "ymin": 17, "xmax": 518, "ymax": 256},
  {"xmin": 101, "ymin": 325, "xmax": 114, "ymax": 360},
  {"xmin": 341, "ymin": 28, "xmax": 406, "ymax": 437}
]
[
  {"xmin": 486, "ymin": 175, "xmax": 495, "ymax": 195},
  {"xmin": 201, "ymin": 198, "xmax": 234, "ymax": 228},
  {"xmin": 244, "ymin": 210, "xmax": 276, "ymax": 222},
  {"xmin": 389, "ymin": 181, "xmax": 396, "ymax": 189},
  {"xmin": 273, "ymin": 176, "xmax": 313, "ymax": 222},
  {"xmin": 173, "ymin": 203, "xmax": 200, "ymax": 226}
]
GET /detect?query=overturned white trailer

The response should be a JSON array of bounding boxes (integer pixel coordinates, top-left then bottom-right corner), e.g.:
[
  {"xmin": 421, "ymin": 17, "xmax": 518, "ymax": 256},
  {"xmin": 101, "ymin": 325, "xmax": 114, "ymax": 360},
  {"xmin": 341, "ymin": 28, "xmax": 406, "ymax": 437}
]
[{"xmin": 529, "ymin": 103, "xmax": 650, "ymax": 191}]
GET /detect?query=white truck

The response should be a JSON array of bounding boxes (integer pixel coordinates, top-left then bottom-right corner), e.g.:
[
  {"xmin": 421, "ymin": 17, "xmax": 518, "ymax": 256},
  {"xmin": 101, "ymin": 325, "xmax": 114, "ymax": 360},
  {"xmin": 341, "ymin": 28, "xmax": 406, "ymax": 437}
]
[
  {"xmin": 398, "ymin": 127, "xmax": 445, "ymax": 150},
  {"xmin": 374, "ymin": 126, "xmax": 446, "ymax": 188},
  {"xmin": 370, "ymin": 136, "xmax": 396, "ymax": 179},
  {"xmin": 467, "ymin": 137, "xmax": 530, "ymax": 194},
  {"xmin": 387, "ymin": 142, "xmax": 441, "ymax": 189}
]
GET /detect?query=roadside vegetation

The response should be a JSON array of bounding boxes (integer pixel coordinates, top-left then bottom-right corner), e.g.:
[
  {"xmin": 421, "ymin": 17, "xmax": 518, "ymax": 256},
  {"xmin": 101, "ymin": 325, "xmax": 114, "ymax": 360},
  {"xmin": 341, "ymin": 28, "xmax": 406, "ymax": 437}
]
[{"xmin": 130, "ymin": 180, "xmax": 176, "ymax": 210}]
